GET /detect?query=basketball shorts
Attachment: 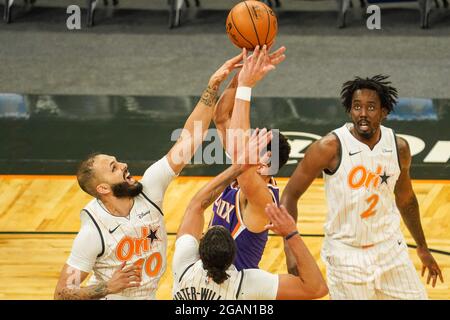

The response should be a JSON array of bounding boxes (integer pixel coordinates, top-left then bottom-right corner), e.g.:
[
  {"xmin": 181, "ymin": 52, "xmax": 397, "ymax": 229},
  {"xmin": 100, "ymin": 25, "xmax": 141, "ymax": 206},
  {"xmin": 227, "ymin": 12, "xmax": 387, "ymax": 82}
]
[{"xmin": 321, "ymin": 236, "xmax": 427, "ymax": 300}]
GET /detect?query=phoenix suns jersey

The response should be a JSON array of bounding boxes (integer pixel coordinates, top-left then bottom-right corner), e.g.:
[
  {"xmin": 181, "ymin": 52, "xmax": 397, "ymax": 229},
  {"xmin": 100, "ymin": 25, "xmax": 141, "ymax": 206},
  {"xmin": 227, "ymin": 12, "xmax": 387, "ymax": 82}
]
[
  {"xmin": 210, "ymin": 178, "xmax": 279, "ymax": 270},
  {"xmin": 323, "ymin": 124, "xmax": 402, "ymax": 247},
  {"xmin": 67, "ymin": 157, "xmax": 176, "ymax": 299}
]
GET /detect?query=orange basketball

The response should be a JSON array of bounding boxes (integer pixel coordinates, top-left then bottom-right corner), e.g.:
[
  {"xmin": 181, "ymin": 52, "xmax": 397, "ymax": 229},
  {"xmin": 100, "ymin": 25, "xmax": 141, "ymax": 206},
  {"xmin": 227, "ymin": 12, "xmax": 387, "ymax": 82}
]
[{"xmin": 226, "ymin": 1, "xmax": 278, "ymax": 50}]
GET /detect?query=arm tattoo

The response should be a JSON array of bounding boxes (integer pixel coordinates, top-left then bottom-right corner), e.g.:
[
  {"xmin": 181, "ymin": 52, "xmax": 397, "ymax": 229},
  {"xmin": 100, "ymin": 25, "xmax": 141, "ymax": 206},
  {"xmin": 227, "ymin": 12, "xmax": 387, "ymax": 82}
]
[
  {"xmin": 200, "ymin": 189, "xmax": 219, "ymax": 210},
  {"xmin": 199, "ymin": 166, "xmax": 243, "ymax": 210},
  {"xmin": 57, "ymin": 282, "xmax": 109, "ymax": 300},
  {"xmin": 201, "ymin": 85, "xmax": 218, "ymax": 107}
]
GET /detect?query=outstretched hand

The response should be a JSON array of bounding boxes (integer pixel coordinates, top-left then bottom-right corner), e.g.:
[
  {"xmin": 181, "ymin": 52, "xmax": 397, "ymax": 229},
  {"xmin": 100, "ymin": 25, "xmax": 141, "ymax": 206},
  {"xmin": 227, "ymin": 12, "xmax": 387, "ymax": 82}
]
[
  {"xmin": 209, "ymin": 51, "xmax": 244, "ymax": 90},
  {"xmin": 235, "ymin": 128, "xmax": 272, "ymax": 169},
  {"xmin": 234, "ymin": 46, "xmax": 286, "ymax": 69},
  {"xmin": 267, "ymin": 46, "xmax": 287, "ymax": 66},
  {"xmin": 237, "ymin": 45, "xmax": 286, "ymax": 88},
  {"xmin": 264, "ymin": 204, "xmax": 297, "ymax": 237}
]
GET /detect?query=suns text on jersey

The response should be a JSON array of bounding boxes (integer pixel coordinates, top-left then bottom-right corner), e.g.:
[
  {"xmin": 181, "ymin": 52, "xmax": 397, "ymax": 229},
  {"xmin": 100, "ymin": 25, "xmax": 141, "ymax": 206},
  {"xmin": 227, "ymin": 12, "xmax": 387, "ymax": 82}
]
[{"xmin": 214, "ymin": 198, "xmax": 235, "ymax": 223}]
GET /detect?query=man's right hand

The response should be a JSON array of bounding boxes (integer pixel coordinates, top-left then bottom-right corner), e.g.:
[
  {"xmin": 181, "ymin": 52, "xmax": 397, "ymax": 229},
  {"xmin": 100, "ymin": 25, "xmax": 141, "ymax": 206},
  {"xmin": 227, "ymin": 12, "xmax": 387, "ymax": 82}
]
[
  {"xmin": 264, "ymin": 204, "xmax": 301, "ymax": 276},
  {"xmin": 106, "ymin": 262, "xmax": 142, "ymax": 294},
  {"xmin": 264, "ymin": 204, "xmax": 298, "ymax": 237},
  {"xmin": 234, "ymin": 127, "xmax": 272, "ymax": 169},
  {"xmin": 238, "ymin": 45, "xmax": 285, "ymax": 88}
]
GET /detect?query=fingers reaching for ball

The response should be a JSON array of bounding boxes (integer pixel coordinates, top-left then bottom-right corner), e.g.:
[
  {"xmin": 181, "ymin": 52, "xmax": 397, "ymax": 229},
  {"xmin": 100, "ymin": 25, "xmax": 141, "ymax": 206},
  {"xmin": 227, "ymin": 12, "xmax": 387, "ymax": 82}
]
[{"xmin": 237, "ymin": 44, "xmax": 283, "ymax": 88}]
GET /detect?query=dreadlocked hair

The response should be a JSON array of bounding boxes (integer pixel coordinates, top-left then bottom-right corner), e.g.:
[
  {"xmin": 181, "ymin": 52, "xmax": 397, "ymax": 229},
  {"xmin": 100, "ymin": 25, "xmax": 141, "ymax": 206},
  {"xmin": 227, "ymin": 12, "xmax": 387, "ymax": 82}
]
[
  {"xmin": 340, "ymin": 74, "xmax": 398, "ymax": 114},
  {"xmin": 199, "ymin": 226, "xmax": 236, "ymax": 284}
]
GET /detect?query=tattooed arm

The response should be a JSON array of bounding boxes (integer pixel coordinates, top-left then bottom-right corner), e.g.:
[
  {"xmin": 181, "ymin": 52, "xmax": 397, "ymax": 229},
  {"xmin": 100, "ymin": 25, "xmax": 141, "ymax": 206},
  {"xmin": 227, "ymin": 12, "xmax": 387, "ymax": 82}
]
[
  {"xmin": 54, "ymin": 263, "xmax": 142, "ymax": 300},
  {"xmin": 176, "ymin": 129, "xmax": 272, "ymax": 241},
  {"xmin": 394, "ymin": 137, "xmax": 443, "ymax": 287},
  {"xmin": 166, "ymin": 52, "xmax": 243, "ymax": 175},
  {"xmin": 175, "ymin": 164, "xmax": 245, "ymax": 241}
]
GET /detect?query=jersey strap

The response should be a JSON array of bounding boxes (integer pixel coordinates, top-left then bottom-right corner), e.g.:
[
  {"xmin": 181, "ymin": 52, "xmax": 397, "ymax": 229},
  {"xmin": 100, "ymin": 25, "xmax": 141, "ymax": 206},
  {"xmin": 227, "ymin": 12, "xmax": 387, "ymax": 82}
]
[
  {"xmin": 392, "ymin": 129, "xmax": 402, "ymax": 170},
  {"xmin": 235, "ymin": 270, "xmax": 245, "ymax": 299},
  {"xmin": 178, "ymin": 262, "xmax": 196, "ymax": 283},
  {"xmin": 82, "ymin": 209, "xmax": 105, "ymax": 257},
  {"xmin": 140, "ymin": 191, "xmax": 164, "ymax": 216},
  {"xmin": 323, "ymin": 132, "xmax": 342, "ymax": 176}
]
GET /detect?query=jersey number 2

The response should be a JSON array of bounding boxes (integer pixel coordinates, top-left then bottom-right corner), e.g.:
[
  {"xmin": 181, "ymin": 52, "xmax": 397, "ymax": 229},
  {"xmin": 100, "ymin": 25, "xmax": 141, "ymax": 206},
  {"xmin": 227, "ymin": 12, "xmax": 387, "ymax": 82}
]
[{"xmin": 360, "ymin": 194, "xmax": 379, "ymax": 219}]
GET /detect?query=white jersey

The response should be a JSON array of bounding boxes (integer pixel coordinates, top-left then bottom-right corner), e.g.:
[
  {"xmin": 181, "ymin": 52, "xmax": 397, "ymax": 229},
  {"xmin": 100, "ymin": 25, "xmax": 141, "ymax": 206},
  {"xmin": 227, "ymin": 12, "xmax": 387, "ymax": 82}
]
[
  {"xmin": 172, "ymin": 235, "xmax": 278, "ymax": 300},
  {"xmin": 67, "ymin": 157, "xmax": 176, "ymax": 300},
  {"xmin": 321, "ymin": 124, "xmax": 427, "ymax": 300},
  {"xmin": 323, "ymin": 124, "xmax": 402, "ymax": 247}
]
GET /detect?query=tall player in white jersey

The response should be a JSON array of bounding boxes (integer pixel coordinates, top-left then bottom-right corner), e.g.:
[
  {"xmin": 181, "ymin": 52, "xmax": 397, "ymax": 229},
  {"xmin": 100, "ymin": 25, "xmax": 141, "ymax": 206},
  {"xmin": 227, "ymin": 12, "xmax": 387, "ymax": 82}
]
[
  {"xmin": 172, "ymin": 128, "xmax": 328, "ymax": 300},
  {"xmin": 281, "ymin": 75, "xmax": 443, "ymax": 299},
  {"xmin": 53, "ymin": 52, "xmax": 248, "ymax": 300}
]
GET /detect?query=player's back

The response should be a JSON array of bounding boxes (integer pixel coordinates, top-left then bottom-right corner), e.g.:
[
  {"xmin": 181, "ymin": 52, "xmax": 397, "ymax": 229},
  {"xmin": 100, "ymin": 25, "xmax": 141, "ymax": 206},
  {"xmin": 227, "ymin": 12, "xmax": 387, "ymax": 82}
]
[
  {"xmin": 210, "ymin": 179, "xmax": 279, "ymax": 270},
  {"xmin": 173, "ymin": 260, "xmax": 244, "ymax": 300}
]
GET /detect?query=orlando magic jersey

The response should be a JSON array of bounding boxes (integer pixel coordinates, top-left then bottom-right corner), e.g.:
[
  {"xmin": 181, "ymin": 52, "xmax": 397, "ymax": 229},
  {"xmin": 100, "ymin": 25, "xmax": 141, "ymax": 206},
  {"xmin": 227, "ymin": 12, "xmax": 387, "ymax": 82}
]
[
  {"xmin": 210, "ymin": 178, "xmax": 279, "ymax": 270},
  {"xmin": 323, "ymin": 124, "xmax": 402, "ymax": 247}
]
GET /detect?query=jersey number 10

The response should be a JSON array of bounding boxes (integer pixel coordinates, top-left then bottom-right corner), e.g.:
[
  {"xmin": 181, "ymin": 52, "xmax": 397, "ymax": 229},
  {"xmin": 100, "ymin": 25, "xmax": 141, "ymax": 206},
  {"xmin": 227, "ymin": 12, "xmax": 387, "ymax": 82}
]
[{"xmin": 133, "ymin": 252, "xmax": 163, "ymax": 277}]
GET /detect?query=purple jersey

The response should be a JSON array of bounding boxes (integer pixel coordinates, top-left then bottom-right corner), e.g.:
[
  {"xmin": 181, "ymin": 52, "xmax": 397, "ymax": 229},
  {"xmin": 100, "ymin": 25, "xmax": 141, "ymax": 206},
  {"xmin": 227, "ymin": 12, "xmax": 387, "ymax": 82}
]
[{"xmin": 210, "ymin": 178, "xmax": 280, "ymax": 271}]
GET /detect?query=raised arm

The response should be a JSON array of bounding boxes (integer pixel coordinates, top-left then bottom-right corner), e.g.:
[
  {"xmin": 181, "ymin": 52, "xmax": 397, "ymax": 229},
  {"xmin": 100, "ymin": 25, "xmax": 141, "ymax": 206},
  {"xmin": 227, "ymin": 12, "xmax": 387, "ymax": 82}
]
[
  {"xmin": 280, "ymin": 134, "xmax": 339, "ymax": 275},
  {"xmin": 264, "ymin": 204, "xmax": 328, "ymax": 300},
  {"xmin": 213, "ymin": 46, "xmax": 286, "ymax": 152},
  {"xmin": 394, "ymin": 137, "xmax": 443, "ymax": 287},
  {"xmin": 166, "ymin": 52, "xmax": 243, "ymax": 175},
  {"xmin": 176, "ymin": 128, "xmax": 272, "ymax": 241},
  {"xmin": 213, "ymin": 72, "xmax": 239, "ymax": 149},
  {"xmin": 228, "ymin": 45, "xmax": 286, "ymax": 232}
]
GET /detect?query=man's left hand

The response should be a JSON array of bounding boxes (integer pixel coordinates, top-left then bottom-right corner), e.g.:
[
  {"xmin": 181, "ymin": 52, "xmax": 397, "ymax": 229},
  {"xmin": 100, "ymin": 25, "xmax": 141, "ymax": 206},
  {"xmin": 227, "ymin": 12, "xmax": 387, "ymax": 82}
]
[
  {"xmin": 208, "ymin": 52, "xmax": 244, "ymax": 90},
  {"xmin": 417, "ymin": 247, "xmax": 444, "ymax": 287}
]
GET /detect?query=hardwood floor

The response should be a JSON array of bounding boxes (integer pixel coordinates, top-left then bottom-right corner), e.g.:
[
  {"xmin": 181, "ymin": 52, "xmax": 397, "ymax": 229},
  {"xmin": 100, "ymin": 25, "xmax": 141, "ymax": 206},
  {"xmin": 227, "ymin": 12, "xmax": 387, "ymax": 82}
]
[{"xmin": 0, "ymin": 176, "xmax": 448, "ymax": 299}]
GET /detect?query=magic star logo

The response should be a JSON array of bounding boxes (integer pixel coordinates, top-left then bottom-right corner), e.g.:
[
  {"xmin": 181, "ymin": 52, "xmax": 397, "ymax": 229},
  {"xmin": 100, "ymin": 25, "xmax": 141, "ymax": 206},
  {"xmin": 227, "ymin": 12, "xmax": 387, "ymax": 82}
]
[{"xmin": 115, "ymin": 226, "xmax": 163, "ymax": 277}]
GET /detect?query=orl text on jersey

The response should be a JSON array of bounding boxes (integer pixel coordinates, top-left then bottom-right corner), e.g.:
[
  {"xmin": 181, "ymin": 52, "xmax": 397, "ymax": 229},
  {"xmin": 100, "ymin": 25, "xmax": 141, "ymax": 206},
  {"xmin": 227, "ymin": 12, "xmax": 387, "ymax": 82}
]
[{"xmin": 115, "ymin": 226, "xmax": 162, "ymax": 277}]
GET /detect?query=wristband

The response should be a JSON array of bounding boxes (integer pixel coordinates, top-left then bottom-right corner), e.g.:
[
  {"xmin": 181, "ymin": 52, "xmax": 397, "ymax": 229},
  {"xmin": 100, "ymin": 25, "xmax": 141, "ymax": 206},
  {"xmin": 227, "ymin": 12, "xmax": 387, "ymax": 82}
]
[
  {"xmin": 285, "ymin": 230, "xmax": 299, "ymax": 241},
  {"xmin": 236, "ymin": 86, "xmax": 252, "ymax": 102}
]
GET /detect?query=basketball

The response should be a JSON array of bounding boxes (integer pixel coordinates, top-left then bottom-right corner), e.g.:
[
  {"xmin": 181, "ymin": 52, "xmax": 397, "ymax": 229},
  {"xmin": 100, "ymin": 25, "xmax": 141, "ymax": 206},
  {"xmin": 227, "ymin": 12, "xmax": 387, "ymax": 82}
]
[{"xmin": 226, "ymin": 1, "xmax": 278, "ymax": 50}]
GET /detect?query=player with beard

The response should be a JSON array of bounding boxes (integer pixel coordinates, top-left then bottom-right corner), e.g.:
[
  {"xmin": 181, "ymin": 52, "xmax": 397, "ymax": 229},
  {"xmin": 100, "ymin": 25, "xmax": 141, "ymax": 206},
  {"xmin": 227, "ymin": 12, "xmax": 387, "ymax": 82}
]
[
  {"xmin": 281, "ymin": 75, "xmax": 443, "ymax": 299},
  {"xmin": 52, "ymin": 50, "xmax": 285, "ymax": 300}
]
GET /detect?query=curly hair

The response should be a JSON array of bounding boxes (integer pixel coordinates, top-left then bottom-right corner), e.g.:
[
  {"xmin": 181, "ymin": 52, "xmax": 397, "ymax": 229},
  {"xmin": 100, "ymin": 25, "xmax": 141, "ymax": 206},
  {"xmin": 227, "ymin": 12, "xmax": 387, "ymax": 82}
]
[
  {"xmin": 199, "ymin": 226, "xmax": 236, "ymax": 284},
  {"xmin": 340, "ymin": 74, "xmax": 398, "ymax": 114}
]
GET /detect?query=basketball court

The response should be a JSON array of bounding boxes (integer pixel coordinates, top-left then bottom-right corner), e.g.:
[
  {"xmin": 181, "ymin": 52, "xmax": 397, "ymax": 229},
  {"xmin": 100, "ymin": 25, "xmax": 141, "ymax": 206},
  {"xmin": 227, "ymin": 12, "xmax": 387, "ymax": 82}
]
[{"xmin": 0, "ymin": 0, "xmax": 449, "ymax": 300}]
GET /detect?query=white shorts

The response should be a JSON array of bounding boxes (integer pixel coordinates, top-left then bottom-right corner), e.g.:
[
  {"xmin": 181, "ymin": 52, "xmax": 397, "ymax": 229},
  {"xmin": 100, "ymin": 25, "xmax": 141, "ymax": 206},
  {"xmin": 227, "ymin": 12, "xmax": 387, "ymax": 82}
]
[{"xmin": 321, "ymin": 236, "xmax": 427, "ymax": 300}]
